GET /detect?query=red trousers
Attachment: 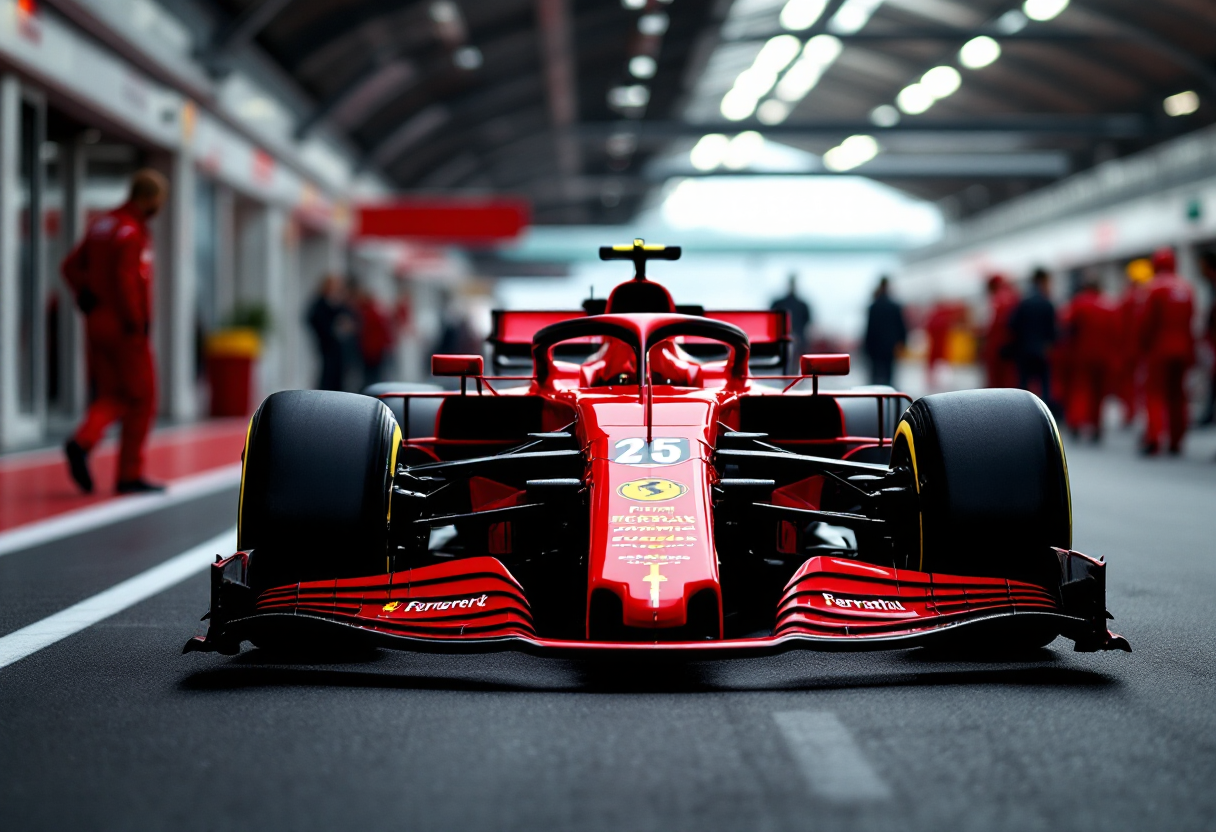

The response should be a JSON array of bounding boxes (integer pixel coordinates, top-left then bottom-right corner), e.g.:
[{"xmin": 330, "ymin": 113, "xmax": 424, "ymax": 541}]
[
  {"xmin": 73, "ymin": 336, "xmax": 156, "ymax": 483},
  {"xmin": 1066, "ymin": 359, "xmax": 1107, "ymax": 432},
  {"xmin": 1143, "ymin": 359, "xmax": 1189, "ymax": 451}
]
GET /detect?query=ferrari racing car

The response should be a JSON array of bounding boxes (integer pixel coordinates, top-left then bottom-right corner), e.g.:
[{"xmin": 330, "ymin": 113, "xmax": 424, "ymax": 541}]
[{"xmin": 186, "ymin": 241, "xmax": 1129, "ymax": 658}]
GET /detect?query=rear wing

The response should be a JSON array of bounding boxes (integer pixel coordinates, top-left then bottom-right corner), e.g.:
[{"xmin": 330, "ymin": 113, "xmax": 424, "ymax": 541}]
[{"xmin": 489, "ymin": 308, "xmax": 790, "ymax": 373}]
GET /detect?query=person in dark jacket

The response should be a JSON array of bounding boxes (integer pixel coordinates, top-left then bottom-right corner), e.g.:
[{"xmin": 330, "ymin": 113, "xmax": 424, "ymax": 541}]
[
  {"xmin": 771, "ymin": 273, "xmax": 813, "ymax": 368},
  {"xmin": 307, "ymin": 275, "xmax": 355, "ymax": 391},
  {"xmin": 862, "ymin": 276, "xmax": 907, "ymax": 386},
  {"xmin": 1008, "ymin": 268, "xmax": 1059, "ymax": 412}
]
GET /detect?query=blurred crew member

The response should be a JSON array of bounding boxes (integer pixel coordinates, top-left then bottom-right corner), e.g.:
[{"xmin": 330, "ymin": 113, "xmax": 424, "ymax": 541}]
[
  {"xmin": 1140, "ymin": 248, "xmax": 1195, "ymax": 455},
  {"xmin": 307, "ymin": 275, "xmax": 355, "ymax": 390},
  {"xmin": 350, "ymin": 281, "xmax": 395, "ymax": 388},
  {"xmin": 923, "ymin": 303, "xmax": 954, "ymax": 390},
  {"xmin": 983, "ymin": 274, "xmax": 1019, "ymax": 388},
  {"xmin": 1117, "ymin": 258, "xmax": 1153, "ymax": 425},
  {"xmin": 1008, "ymin": 268, "xmax": 1059, "ymax": 413},
  {"xmin": 770, "ymin": 273, "xmax": 813, "ymax": 370},
  {"xmin": 1063, "ymin": 280, "xmax": 1119, "ymax": 441},
  {"xmin": 61, "ymin": 169, "xmax": 168, "ymax": 494},
  {"xmin": 1198, "ymin": 252, "xmax": 1216, "ymax": 426},
  {"xmin": 862, "ymin": 277, "xmax": 907, "ymax": 386}
]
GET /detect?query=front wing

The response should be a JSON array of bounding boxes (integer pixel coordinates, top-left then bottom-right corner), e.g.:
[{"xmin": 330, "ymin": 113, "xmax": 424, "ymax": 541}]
[{"xmin": 185, "ymin": 550, "xmax": 1129, "ymax": 658}]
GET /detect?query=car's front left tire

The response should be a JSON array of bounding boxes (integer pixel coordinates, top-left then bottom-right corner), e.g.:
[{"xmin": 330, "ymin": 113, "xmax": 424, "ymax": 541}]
[{"xmin": 238, "ymin": 389, "xmax": 400, "ymax": 599}]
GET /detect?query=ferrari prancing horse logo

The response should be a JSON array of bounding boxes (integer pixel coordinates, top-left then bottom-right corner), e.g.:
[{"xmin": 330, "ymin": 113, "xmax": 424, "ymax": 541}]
[{"xmin": 617, "ymin": 478, "xmax": 688, "ymax": 502}]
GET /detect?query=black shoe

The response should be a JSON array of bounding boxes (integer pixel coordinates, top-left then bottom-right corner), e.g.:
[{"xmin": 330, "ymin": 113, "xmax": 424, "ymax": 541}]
[
  {"xmin": 1139, "ymin": 441, "xmax": 1160, "ymax": 457},
  {"xmin": 116, "ymin": 479, "xmax": 166, "ymax": 495},
  {"xmin": 64, "ymin": 440, "xmax": 93, "ymax": 493}
]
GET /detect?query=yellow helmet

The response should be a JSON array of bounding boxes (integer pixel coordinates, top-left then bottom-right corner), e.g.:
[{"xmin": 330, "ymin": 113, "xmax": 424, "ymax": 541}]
[{"xmin": 1126, "ymin": 258, "xmax": 1153, "ymax": 284}]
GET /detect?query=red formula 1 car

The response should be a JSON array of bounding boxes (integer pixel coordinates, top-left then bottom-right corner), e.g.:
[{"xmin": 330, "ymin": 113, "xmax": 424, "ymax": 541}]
[{"xmin": 186, "ymin": 241, "xmax": 1129, "ymax": 659}]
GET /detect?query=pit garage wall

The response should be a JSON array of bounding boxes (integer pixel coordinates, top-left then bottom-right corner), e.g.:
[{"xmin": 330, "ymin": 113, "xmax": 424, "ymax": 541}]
[
  {"xmin": 0, "ymin": 0, "xmax": 350, "ymax": 450},
  {"xmin": 899, "ymin": 123, "xmax": 1216, "ymax": 304}
]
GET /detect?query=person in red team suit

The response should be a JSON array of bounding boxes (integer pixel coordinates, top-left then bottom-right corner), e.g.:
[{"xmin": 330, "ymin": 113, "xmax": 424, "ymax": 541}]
[
  {"xmin": 1063, "ymin": 280, "xmax": 1119, "ymax": 441},
  {"xmin": 983, "ymin": 274, "xmax": 1019, "ymax": 388},
  {"xmin": 1116, "ymin": 258, "xmax": 1152, "ymax": 425},
  {"xmin": 61, "ymin": 169, "xmax": 168, "ymax": 493},
  {"xmin": 1140, "ymin": 247, "xmax": 1195, "ymax": 455}
]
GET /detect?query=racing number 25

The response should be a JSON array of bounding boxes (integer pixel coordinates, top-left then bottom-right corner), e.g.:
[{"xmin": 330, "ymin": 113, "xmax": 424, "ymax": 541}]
[{"xmin": 613, "ymin": 437, "xmax": 689, "ymax": 465}]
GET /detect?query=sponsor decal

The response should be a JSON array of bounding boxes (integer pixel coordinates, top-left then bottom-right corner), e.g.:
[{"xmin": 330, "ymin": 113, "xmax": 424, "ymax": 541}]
[
  {"xmin": 613, "ymin": 437, "xmax": 690, "ymax": 466},
  {"xmin": 642, "ymin": 563, "xmax": 667, "ymax": 607},
  {"xmin": 616, "ymin": 478, "xmax": 689, "ymax": 502},
  {"xmin": 821, "ymin": 592, "xmax": 906, "ymax": 611},
  {"xmin": 382, "ymin": 595, "xmax": 491, "ymax": 613}
]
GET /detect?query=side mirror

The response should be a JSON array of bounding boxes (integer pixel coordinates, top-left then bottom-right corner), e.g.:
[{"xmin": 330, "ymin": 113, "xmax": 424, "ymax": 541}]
[
  {"xmin": 800, "ymin": 354, "xmax": 850, "ymax": 376},
  {"xmin": 431, "ymin": 354, "xmax": 484, "ymax": 395}
]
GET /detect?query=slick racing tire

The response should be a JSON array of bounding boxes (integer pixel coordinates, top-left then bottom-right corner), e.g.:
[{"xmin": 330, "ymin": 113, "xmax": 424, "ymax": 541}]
[
  {"xmin": 239, "ymin": 390, "xmax": 401, "ymax": 599},
  {"xmin": 890, "ymin": 388, "xmax": 1070, "ymax": 590}
]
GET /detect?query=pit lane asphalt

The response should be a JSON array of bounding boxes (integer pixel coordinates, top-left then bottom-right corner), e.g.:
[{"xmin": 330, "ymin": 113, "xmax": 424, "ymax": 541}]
[{"xmin": 2, "ymin": 431, "xmax": 1214, "ymax": 832}]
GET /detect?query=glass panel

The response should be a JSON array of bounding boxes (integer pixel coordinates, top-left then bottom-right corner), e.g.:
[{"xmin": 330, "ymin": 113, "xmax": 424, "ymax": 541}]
[{"xmin": 16, "ymin": 99, "xmax": 41, "ymax": 414}]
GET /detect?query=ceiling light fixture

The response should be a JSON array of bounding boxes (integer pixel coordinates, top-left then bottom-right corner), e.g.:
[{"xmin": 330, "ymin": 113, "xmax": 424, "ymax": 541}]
[
  {"xmin": 621, "ymin": 0, "xmax": 646, "ymax": 9},
  {"xmin": 638, "ymin": 12, "xmax": 669, "ymax": 36},
  {"xmin": 920, "ymin": 65, "xmax": 961, "ymax": 98},
  {"xmin": 773, "ymin": 34, "xmax": 842, "ymax": 102},
  {"xmin": 959, "ymin": 36, "xmax": 1000, "ymax": 69},
  {"xmin": 453, "ymin": 46, "xmax": 482, "ymax": 70},
  {"xmin": 896, "ymin": 83, "xmax": 934, "ymax": 115},
  {"xmin": 723, "ymin": 130, "xmax": 765, "ymax": 170},
  {"xmin": 823, "ymin": 134, "xmax": 878, "ymax": 171},
  {"xmin": 690, "ymin": 133, "xmax": 730, "ymax": 171},
  {"xmin": 608, "ymin": 85, "xmax": 650, "ymax": 110},
  {"xmin": 779, "ymin": 0, "xmax": 828, "ymax": 31},
  {"xmin": 828, "ymin": 0, "xmax": 884, "ymax": 35},
  {"xmin": 754, "ymin": 35, "xmax": 802, "ymax": 73},
  {"xmin": 1022, "ymin": 0, "xmax": 1068, "ymax": 22},
  {"xmin": 757, "ymin": 99, "xmax": 792, "ymax": 125},
  {"xmin": 1164, "ymin": 90, "xmax": 1199, "ymax": 117},
  {"xmin": 629, "ymin": 55, "xmax": 657, "ymax": 78},
  {"xmin": 869, "ymin": 104, "xmax": 899, "ymax": 127}
]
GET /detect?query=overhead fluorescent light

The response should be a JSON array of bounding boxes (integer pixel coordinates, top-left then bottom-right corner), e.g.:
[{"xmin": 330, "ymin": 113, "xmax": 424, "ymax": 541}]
[
  {"xmin": 779, "ymin": 0, "xmax": 828, "ymax": 31},
  {"xmin": 629, "ymin": 55, "xmax": 657, "ymax": 78},
  {"xmin": 822, "ymin": 134, "xmax": 879, "ymax": 171},
  {"xmin": 869, "ymin": 104, "xmax": 900, "ymax": 127},
  {"xmin": 723, "ymin": 130, "xmax": 765, "ymax": 170},
  {"xmin": 757, "ymin": 99, "xmax": 792, "ymax": 125},
  {"xmin": 690, "ymin": 133, "xmax": 730, "ymax": 171},
  {"xmin": 828, "ymin": 0, "xmax": 884, "ymax": 35},
  {"xmin": 1023, "ymin": 0, "xmax": 1068, "ymax": 22},
  {"xmin": 920, "ymin": 65, "xmax": 961, "ymax": 98},
  {"xmin": 1164, "ymin": 90, "xmax": 1199, "ymax": 117},
  {"xmin": 959, "ymin": 36, "xmax": 1000, "ymax": 69},
  {"xmin": 896, "ymin": 83, "xmax": 934, "ymax": 114}
]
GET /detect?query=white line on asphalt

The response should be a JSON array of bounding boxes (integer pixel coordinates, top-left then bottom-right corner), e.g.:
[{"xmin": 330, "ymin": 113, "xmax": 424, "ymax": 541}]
[
  {"xmin": 0, "ymin": 527, "xmax": 235, "ymax": 670},
  {"xmin": 773, "ymin": 711, "xmax": 892, "ymax": 802},
  {"xmin": 0, "ymin": 464, "xmax": 241, "ymax": 558}
]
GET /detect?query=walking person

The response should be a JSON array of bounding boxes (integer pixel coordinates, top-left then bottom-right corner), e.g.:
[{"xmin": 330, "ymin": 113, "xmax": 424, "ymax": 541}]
[
  {"xmin": 61, "ymin": 169, "xmax": 168, "ymax": 494},
  {"xmin": 1198, "ymin": 251, "xmax": 1216, "ymax": 426},
  {"xmin": 983, "ymin": 273, "xmax": 1019, "ymax": 388},
  {"xmin": 862, "ymin": 276, "xmax": 907, "ymax": 387},
  {"xmin": 1062, "ymin": 280, "xmax": 1119, "ymax": 441},
  {"xmin": 1140, "ymin": 248, "xmax": 1195, "ymax": 455},
  {"xmin": 306, "ymin": 275, "xmax": 355, "ymax": 391},
  {"xmin": 771, "ymin": 273, "xmax": 813, "ymax": 369},
  {"xmin": 1008, "ymin": 267, "xmax": 1060, "ymax": 414}
]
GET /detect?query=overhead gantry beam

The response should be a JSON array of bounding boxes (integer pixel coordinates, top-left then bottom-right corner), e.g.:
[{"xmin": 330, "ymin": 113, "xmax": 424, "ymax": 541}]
[
  {"xmin": 576, "ymin": 115, "xmax": 1150, "ymax": 141},
  {"xmin": 200, "ymin": 0, "xmax": 297, "ymax": 76},
  {"xmin": 535, "ymin": 0, "xmax": 582, "ymax": 192}
]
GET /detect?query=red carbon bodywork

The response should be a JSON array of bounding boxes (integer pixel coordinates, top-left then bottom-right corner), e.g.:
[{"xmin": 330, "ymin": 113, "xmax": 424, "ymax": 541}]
[
  {"xmin": 186, "ymin": 299, "xmax": 1130, "ymax": 658},
  {"xmin": 189, "ymin": 546, "xmax": 1122, "ymax": 656}
]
